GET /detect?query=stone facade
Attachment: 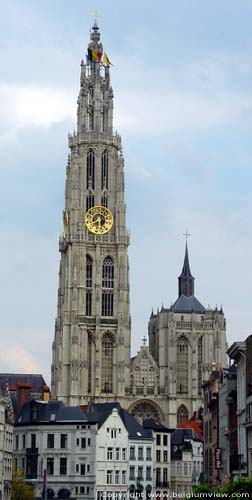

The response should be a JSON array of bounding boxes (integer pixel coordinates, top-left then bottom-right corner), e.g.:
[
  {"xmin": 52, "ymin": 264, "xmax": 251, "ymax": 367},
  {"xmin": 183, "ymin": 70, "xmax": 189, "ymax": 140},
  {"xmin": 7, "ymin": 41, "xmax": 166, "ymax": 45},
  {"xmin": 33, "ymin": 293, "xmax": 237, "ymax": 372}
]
[
  {"xmin": 0, "ymin": 388, "xmax": 13, "ymax": 500},
  {"xmin": 51, "ymin": 22, "xmax": 228, "ymax": 428}
]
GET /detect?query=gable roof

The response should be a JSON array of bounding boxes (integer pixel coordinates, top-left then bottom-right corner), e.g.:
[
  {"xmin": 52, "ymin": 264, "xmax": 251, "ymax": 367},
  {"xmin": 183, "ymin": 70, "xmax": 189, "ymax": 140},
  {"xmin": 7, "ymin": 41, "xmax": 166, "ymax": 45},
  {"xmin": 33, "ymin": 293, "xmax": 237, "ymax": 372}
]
[{"xmin": 85, "ymin": 402, "xmax": 152, "ymax": 440}]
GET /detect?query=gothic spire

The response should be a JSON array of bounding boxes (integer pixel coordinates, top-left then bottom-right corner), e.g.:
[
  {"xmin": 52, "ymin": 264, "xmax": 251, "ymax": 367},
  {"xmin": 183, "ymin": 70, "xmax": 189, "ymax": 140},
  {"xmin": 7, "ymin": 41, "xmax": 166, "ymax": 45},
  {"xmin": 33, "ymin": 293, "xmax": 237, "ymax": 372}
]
[{"xmin": 178, "ymin": 242, "xmax": 195, "ymax": 297}]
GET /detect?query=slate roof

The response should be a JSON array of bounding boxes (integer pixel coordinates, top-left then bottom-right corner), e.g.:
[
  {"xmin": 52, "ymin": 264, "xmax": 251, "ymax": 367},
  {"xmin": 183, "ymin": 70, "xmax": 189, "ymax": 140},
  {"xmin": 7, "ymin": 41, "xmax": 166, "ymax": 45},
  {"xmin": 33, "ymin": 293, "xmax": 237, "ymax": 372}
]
[
  {"xmin": 15, "ymin": 399, "xmax": 90, "ymax": 426},
  {"xmin": 171, "ymin": 427, "xmax": 197, "ymax": 445},
  {"xmin": 86, "ymin": 402, "xmax": 152, "ymax": 440},
  {"xmin": 143, "ymin": 418, "xmax": 171, "ymax": 433},
  {"xmin": 171, "ymin": 294, "xmax": 205, "ymax": 313},
  {"xmin": 0, "ymin": 373, "xmax": 47, "ymax": 392}
]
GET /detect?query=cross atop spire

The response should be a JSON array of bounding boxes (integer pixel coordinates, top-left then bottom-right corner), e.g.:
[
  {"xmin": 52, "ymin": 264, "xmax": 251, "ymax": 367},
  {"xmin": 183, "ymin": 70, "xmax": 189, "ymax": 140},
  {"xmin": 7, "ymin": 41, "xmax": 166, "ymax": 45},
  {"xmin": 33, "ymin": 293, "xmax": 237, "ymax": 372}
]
[{"xmin": 178, "ymin": 240, "xmax": 195, "ymax": 297}]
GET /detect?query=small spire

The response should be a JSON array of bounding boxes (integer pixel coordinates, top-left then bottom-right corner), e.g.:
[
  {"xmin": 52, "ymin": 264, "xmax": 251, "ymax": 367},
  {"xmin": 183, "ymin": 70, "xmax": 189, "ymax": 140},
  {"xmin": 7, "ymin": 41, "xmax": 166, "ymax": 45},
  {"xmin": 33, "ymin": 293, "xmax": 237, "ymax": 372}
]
[{"xmin": 178, "ymin": 241, "xmax": 195, "ymax": 297}]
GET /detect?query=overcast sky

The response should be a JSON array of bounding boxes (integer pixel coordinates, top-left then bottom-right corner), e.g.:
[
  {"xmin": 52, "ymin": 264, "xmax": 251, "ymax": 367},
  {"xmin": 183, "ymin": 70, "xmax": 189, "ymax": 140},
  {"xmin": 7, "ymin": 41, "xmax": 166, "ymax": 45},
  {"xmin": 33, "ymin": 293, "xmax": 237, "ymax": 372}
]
[{"xmin": 1, "ymin": 0, "xmax": 252, "ymax": 384}]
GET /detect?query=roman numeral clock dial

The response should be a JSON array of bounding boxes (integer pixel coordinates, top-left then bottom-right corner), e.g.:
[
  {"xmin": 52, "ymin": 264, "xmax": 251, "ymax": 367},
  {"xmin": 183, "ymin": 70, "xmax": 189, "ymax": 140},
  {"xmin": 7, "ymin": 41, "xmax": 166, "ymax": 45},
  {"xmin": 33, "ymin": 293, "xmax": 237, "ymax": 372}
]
[{"xmin": 85, "ymin": 206, "xmax": 113, "ymax": 235}]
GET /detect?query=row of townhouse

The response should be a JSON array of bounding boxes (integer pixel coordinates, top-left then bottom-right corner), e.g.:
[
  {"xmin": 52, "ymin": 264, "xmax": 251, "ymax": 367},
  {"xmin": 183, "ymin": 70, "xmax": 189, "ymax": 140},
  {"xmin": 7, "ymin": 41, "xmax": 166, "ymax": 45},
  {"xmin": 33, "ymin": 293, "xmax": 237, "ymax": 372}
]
[
  {"xmin": 203, "ymin": 334, "xmax": 252, "ymax": 487},
  {"xmin": 13, "ymin": 399, "xmax": 172, "ymax": 500}
]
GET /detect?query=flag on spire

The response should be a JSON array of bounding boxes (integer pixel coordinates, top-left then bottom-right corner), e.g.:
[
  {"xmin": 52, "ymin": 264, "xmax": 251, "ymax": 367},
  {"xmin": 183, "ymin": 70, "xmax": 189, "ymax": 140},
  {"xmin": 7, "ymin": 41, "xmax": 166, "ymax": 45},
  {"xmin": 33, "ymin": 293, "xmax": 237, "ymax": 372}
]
[{"xmin": 103, "ymin": 51, "xmax": 112, "ymax": 66}]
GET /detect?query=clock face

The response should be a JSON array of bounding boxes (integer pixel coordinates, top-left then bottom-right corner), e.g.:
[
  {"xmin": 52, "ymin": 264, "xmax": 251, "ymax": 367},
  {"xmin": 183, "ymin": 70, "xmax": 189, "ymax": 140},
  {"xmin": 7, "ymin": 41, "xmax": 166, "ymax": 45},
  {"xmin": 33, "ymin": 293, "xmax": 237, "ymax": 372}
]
[{"xmin": 85, "ymin": 206, "xmax": 113, "ymax": 235}]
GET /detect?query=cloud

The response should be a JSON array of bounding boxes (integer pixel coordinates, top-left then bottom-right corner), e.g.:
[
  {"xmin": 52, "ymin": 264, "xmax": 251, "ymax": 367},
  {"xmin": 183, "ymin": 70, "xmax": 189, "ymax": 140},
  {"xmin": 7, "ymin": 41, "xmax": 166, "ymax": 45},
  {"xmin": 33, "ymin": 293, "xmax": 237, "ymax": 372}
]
[
  {"xmin": 0, "ymin": 346, "xmax": 42, "ymax": 374},
  {"xmin": 0, "ymin": 83, "xmax": 75, "ymax": 130}
]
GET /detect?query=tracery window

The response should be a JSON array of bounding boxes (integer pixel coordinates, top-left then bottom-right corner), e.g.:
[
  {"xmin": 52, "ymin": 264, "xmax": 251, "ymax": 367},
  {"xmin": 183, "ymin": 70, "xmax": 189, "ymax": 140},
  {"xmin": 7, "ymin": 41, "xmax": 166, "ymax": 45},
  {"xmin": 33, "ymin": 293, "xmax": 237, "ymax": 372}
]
[
  {"xmin": 176, "ymin": 335, "xmax": 189, "ymax": 394},
  {"xmin": 101, "ymin": 193, "xmax": 108, "ymax": 208},
  {"xmin": 101, "ymin": 150, "xmax": 108, "ymax": 189},
  {"xmin": 86, "ymin": 193, "xmax": 94, "ymax": 211},
  {"xmin": 177, "ymin": 405, "xmax": 189, "ymax": 424},
  {"xmin": 86, "ymin": 255, "xmax": 92, "ymax": 316},
  {"xmin": 198, "ymin": 337, "xmax": 203, "ymax": 395},
  {"xmin": 86, "ymin": 149, "xmax": 95, "ymax": 189},
  {"xmin": 101, "ymin": 332, "xmax": 114, "ymax": 393},
  {"xmin": 102, "ymin": 257, "xmax": 114, "ymax": 316},
  {"xmin": 87, "ymin": 332, "xmax": 93, "ymax": 393}
]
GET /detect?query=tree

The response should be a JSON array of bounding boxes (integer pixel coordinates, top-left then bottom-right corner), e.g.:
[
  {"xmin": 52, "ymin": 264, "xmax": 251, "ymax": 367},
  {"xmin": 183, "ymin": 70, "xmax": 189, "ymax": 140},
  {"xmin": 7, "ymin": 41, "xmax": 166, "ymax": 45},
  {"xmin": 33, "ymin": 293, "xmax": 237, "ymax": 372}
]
[
  {"xmin": 220, "ymin": 477, "xmax": 252, "ymax": 496},
  {"xmin": 11, "ymin": 468, "xmax": 35, "ymax": 500}
]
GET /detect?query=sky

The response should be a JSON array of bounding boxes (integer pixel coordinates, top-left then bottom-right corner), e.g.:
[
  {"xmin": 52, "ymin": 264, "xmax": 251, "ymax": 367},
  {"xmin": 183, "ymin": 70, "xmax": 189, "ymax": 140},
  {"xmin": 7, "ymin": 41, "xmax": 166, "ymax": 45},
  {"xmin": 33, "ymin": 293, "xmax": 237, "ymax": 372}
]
[{"xmin": 1, "ymin": 0, "xmax": 252, "ymax": 384}]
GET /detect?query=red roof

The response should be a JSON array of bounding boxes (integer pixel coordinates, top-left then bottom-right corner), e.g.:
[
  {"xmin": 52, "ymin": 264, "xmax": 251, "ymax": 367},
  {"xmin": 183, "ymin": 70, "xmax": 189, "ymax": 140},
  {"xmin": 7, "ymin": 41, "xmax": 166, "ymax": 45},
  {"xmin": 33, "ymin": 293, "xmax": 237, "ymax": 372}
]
[{"xmin": 178, "ymin": 420, "xmax": 203, "ymax": 441}]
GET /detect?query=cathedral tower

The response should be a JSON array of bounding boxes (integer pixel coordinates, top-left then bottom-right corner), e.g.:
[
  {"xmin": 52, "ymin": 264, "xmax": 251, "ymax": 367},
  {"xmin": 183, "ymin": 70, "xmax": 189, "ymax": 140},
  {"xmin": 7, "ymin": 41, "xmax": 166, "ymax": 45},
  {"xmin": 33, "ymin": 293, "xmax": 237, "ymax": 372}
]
[{"xmin": 51, "ymin": 23, "xmax": 131, "ymax": 405}]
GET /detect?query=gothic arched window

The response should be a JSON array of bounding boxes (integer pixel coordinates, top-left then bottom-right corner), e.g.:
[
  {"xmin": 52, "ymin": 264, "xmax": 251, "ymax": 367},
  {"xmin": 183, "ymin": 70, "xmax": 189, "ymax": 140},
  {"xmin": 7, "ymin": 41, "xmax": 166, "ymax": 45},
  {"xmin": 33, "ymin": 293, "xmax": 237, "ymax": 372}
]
[
  {"xmin": 101, "ymin": 332, "xmax": 114, "ymax": 393},
  {"xmin": 86, "ymin": 255, "xmax": 92, "ymax": 316},
  {"xmin": 100, "ymin": 107, "xmax": 105, "ymax": 132},
  {"xmin": 176, "ymin": 335, "xmax": 189, "ymax": 394},
  {"xmin": 102, "ymin": 257, "xmax": 114, "ymax": 316},
  {"xmin": 101, "ymin": 150, "xmax": 108, "ymax": 189},
  {"xmin": 87, "ymin": 332, "xmax": 94, "ymax": 393},
  {"xmin": 86, "ymin": 193, "xmax": 94, "ymax": 212},
  {"xmin": 101, "ymin": 193, "xmax": 108, "ymax": 208},
  {"xmin": 86, "ymin": 149, "xmax": 95, "ymax": 189},
  {"xmin": 177, "ymin": 404, "xmax": 189, "ymax": 424},
  {"xmin": 198, "ymin": 337, "xmax": 203, "ymax": 395}
]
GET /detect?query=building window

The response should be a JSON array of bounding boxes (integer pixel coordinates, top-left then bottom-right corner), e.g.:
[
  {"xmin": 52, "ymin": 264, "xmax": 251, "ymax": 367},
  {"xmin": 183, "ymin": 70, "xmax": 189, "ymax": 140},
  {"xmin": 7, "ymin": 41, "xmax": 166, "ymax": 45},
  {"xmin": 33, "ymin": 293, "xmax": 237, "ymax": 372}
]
[
  {"xmin": 163, "ymin": 435, "xmax": 168, "ymax": 446},
  {"xmin": 60, "ymin": 457, "xmax": 67, "ymax": 475},
  {"xmin": 100, "ymin": 107, "xmax": 105, "ymax": 132},
  {"xmin": 146, "ymin": 447, "xmax": 152, "ymax": 460},
  {"xmin": 122, "ymin": 448, "xmax": 127, "ymax": 460},
  {"xmin": 31, "ymin": 434, "xmax": 36, "ymax": 449},
  {"xmin": 115, "ymin": 470, "xmax": 120, "ymax": 485},
  {"xmin": 47, "ymin": 458, "xmax": 54, "ymax": 476},
  {"xmin": 111, "ymin": 428, "xmax": 117, "ymax": 439},
  {"xmin": 156, "ymin": 450, "xmax": 161, "ymax": 462},
  {"xmin": 47, "ymin": 434, "xmax": 54, "ymax": 449},
  {"xmin": 107, "ymin": 448, "xmax": 113, "ymax": 460},
  {"xmin": 163, "ymin": 468, "xmax": 168, "ymax": 485},
  {"xmin": 129, "ymin": 466, "xmax": 135, "ymax": 480},
  {"xmin": 81, "ymin": 464, "xmax": 85, "ymax": 475},
  {"xmin": 177, "ymin": 404, "xmax": 189, "ymax": 424},
  {"xmin": 86, "ymin": 255, "xmax": 92, "ymax": 316},
  {"xmin": 122, "ymin": 470, "xmax": 126, "ymax": 484},
  {"xmin": 138, "ymin": 466, "xmax": 143, "ymax": 480},
  {"xmin": 88, "ymin": 331, "xmax": 93, "ymax": 393},
  {"xmin": 138, "ymin": 447, "xmax": 143, "ymax": 460},
  {"xmin": 60, "ymin": 434, "xmax": 67, "ymax": 449},
  {"xmin": 176, "ymin": 335, "xmax": 189, "ymax": 394},
  {"xmin": 15, "ymin": 435, "xmax": 19, "ymax": 450},
  {"xmin": 81, "ymin": 438, "xmax": 86, "ymax": 448},
  {"xmin": 163, "ymin": 450, "xmax": 168, "ymax": 462},
  {"xmin": 86, "ymin": 149, "xmax": 95, "ymax": 189},
  {"xmin": 22, "ymin": 434, "xmax": 26, "ymax": 449},
  {"xmin": 76, "ymin": 464, "xmax": 79, "ymax": 473},
  {"xmin": 198, "ymin": 338, "xmax": 203, "ymax": 395},
  {"xmin": 86, "ymin": 193, "xmax": 94, "ymax": 211},
  {"xmin": 101, "ymin": 193, "xmax": 108, "ymax": 208},
  {"xmin": 102, "ymin": 257, "xmax": 114, "ymax": 316},
  {"xmin": 101, "ymin": 332, "xmax": 114, "ymax": 393},
  {"xmin": 115, "ymin": 448, "xmax": 120, "ymax": 460},
  {"xmin": 146, "ymin": 467, "xmax": 152, "ymax": 480},
  {"xmin": 130, "ymin": 446, "xmax": 135, "ymax": 460},
  {"xmin": 156, "ymin": 434, "xmax": 161, "ymax": 446},
  {"xmin": 107, "ymin": 470, "xmax": 113, "ymax": 484},
  {"xmin": 156, "ymin": 468, "xmax": 161, "ymax": 486},
  {"xmin": 101, "ymin": 150, "xmax": 108, "ymax": 189}
]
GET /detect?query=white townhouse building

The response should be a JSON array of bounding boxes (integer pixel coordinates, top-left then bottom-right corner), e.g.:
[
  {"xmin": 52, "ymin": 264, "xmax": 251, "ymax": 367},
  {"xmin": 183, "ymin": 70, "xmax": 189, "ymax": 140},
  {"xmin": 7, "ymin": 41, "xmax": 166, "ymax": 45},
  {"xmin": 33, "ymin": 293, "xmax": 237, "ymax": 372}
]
[
  {"xmin": 14, "ymin": 399, "xmax": 97, "ymax": 500},
  {"xmin": 86, "ymin": 402, "xmax": 154, "ymax": 500},
  {"xmin": 143, "ymin": 419, "xmax": 171, "ymax": 498},
  {"xmin": 0, "ymin": 386, "xmax": 13, "ymax": 500}
]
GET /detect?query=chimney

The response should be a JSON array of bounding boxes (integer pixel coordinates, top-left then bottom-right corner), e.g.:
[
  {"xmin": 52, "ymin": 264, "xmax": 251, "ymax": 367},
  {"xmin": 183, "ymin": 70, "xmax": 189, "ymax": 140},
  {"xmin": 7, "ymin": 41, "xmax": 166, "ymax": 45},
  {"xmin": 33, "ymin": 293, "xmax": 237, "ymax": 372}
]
[
  {"xmin": 16, "ymin": 382, "xmax": 32, "ymax": 417},
  {"xmin": 42, "ymin": 385, "xmax": 50, "ymax": 402}
]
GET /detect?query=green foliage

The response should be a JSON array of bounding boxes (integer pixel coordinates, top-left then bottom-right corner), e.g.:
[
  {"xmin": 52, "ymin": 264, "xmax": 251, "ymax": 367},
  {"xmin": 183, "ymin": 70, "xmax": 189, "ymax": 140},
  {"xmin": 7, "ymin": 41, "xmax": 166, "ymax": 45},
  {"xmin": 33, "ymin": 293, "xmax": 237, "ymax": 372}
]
[
  {"xmin": 191, "ymin": 484, "xmax": 214, "ymax": 498},
  {"xmin": 11, "ymin": 467, "xmax": 35, "ymax": 500},
  {"xmin": 220, "ymin": 477, "xmax": 252, "ymax": 494}
]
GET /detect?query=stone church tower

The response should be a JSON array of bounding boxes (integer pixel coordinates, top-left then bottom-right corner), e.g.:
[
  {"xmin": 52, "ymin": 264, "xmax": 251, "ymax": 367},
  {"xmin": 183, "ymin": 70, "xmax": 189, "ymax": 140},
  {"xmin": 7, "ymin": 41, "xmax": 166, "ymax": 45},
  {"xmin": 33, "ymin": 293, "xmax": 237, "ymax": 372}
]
[
  {"xmin": 51, "ymin": 22, "xmax": 227, "ymax": 427},
  {"xmin": 147, "ymin": 242, "xmax": 227, "ymax": 426},
  {"xmin": 51, "ymin": 23, "xmax": 131, "ymax": 405}
]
